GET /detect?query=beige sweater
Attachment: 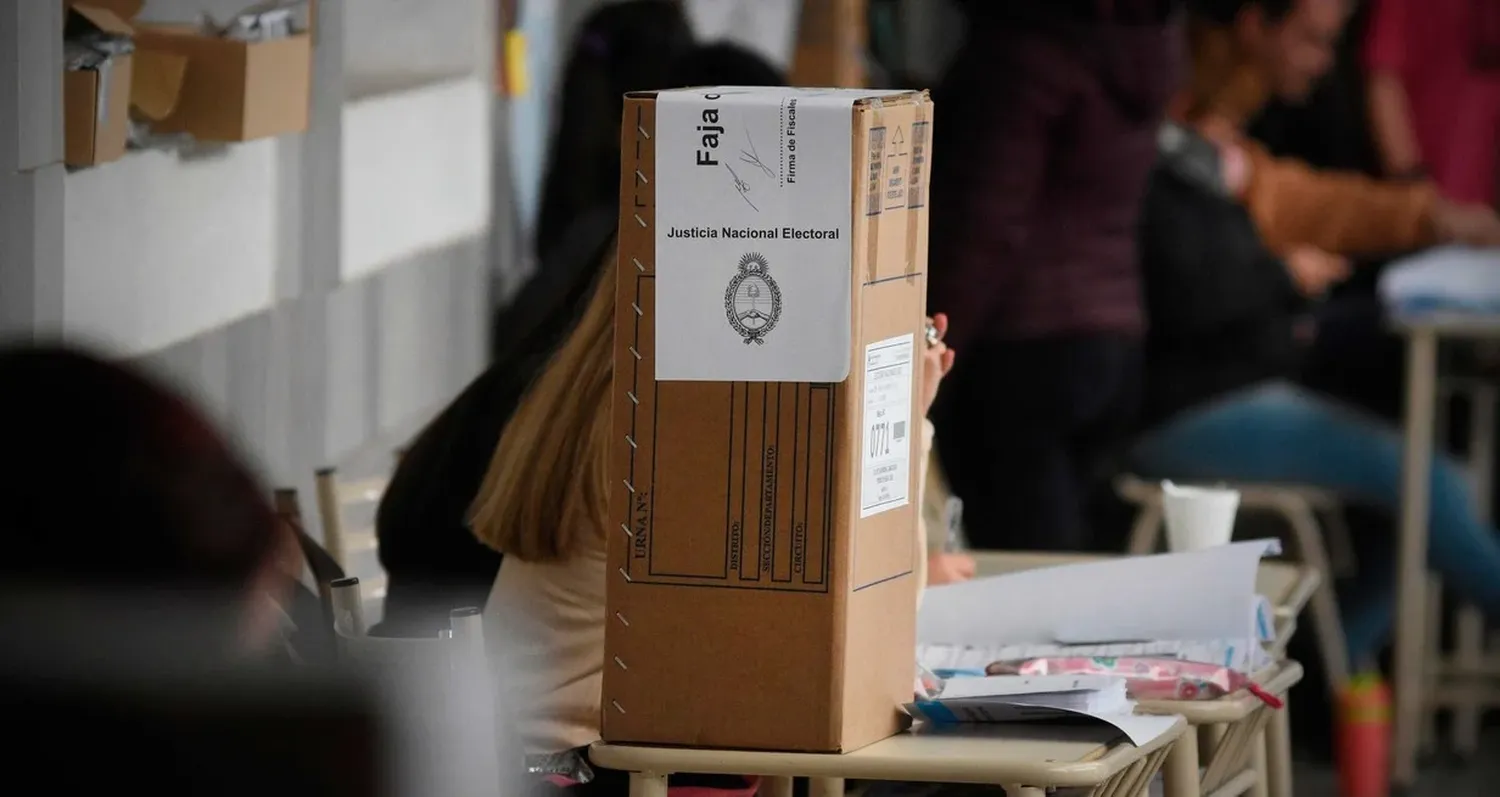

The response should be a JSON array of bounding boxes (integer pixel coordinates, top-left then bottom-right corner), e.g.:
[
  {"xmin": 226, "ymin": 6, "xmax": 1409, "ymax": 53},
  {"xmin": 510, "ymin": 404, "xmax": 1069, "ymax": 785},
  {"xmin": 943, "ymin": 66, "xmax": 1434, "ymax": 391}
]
[
  {"xmin": 484, "ymin": 418, "xmax": 940, "ymax": 754},
  {"xmin": 483, "ymin": 530, "xmax": 609, "ymax": 755}
]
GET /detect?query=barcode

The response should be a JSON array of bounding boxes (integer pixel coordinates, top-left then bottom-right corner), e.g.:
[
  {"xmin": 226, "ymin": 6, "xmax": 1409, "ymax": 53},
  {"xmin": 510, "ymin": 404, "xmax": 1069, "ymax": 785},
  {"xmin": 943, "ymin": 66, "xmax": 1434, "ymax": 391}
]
[{"xmin": 893, "ymin": 420, "xmax": 907, "ymax": 441}]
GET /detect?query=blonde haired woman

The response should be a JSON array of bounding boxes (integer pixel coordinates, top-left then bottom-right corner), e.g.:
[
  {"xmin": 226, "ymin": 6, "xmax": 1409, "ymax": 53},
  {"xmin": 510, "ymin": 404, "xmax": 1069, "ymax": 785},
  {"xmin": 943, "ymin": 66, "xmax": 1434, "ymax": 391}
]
[{"xmin": 476, "ymin": 251, "xmax": 962, "ymax": 788}]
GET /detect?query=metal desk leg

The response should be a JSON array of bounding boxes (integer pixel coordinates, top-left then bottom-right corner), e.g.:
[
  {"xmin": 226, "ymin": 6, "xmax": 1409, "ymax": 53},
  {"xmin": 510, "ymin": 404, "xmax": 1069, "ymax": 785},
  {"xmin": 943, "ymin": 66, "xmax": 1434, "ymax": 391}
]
[
  {"xmin": 1162, "ymin": 727, "xmax": 1202, "ymax": 797},
  {"xmin": 1266, "ymin": 700, "xmax": 1294, "ymax": 797},
  {"xmin": 1394, "ymin": 328, "xmax": 1438, "ymax": 787},
  {"xmin": 629, "ymin": 772, "xmax": 669, "ymax": 797}
]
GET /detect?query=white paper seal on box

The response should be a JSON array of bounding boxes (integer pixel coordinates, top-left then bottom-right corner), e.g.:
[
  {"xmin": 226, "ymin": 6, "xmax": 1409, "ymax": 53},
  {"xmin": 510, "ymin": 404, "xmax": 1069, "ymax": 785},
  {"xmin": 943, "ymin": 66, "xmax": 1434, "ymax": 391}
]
[{"xmin": 654, "ymin": 87, "xmax": 902, "ymax": 382}]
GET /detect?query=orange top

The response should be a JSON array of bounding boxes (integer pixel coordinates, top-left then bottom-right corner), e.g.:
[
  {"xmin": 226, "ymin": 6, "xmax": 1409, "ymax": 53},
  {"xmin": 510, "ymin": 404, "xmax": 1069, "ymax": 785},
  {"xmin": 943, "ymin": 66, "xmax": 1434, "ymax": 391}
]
[{"xmin": 1239, "ymin": 140, "xmax": 1440, "ymax": 256}]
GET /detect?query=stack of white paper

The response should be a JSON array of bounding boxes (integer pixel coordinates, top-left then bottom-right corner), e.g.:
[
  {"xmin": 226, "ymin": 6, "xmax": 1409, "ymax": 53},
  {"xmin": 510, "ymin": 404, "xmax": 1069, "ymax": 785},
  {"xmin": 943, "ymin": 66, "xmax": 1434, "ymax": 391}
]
[
  {"xmin": 917, "ymin": 540, "xmax": 1281, "ymax": 673},
  {"xmin": 932, "ymin": 674, "xmax": 1128, "ymax": 713}
]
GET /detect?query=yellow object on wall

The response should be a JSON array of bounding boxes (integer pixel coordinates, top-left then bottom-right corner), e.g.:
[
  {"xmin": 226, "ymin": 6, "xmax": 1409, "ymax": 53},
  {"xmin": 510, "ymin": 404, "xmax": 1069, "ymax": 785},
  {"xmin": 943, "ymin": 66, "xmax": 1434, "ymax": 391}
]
[{"xmin": 502, "ymin": 29, "xmax": 529, "ymax": 98}]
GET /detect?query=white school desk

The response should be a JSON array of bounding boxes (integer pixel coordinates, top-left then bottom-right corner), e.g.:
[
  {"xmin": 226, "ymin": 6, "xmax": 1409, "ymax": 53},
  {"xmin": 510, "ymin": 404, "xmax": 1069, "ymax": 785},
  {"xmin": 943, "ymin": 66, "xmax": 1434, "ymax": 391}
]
[{"xmin": 589, "ymin": 716, "xmax": 1188, "ymax": 797}]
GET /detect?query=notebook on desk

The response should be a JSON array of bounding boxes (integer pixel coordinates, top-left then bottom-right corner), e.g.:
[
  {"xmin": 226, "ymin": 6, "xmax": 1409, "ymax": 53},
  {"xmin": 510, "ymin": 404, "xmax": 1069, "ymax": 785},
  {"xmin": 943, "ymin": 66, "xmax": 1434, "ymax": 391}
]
[
  {"xmin": 905, "ymin": 672, "xmax": 1180, "ymax": 747},
  {"xmin": 908, "ymin": 673, "xmax": 1129, "ymax": 720}
]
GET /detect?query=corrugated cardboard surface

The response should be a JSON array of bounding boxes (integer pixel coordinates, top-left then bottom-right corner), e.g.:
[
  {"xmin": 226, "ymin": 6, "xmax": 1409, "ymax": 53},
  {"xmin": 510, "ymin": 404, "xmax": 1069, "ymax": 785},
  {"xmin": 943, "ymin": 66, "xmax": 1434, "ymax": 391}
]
[
  {"xmin": 605, "ymin": 90, "xmax": 933, "ymax": 752},
  {"xmin": 134, "ymin": 27, "xmax": 311, "ymax": 142},
  {"xmin": 63, "ymin": 5, "xmax": 136, "ymax": 167}
]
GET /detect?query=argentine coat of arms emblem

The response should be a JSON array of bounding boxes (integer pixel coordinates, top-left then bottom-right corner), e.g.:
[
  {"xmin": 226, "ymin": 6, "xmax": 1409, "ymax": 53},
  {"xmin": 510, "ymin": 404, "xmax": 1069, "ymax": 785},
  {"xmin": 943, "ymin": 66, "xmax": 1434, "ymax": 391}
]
[{"xmin": 724, "ymin": 252, "xmax": 782, "ymax": 345}]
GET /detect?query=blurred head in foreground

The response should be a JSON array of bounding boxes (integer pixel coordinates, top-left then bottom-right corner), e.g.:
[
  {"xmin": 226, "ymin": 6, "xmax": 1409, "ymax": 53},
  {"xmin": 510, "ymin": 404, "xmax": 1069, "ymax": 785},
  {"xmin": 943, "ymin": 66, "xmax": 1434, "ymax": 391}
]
[{"xmin": 0, "ymin": 345, "xmax": 291, "ymax": 657}]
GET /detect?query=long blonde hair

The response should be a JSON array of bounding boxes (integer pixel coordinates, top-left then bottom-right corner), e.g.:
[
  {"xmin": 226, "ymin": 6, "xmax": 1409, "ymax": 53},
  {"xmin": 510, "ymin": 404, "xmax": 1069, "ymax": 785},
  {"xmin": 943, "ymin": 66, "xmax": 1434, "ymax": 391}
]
[{"xmin": 469, "ymin": 254, "xmax": 617, "ymax": 562}]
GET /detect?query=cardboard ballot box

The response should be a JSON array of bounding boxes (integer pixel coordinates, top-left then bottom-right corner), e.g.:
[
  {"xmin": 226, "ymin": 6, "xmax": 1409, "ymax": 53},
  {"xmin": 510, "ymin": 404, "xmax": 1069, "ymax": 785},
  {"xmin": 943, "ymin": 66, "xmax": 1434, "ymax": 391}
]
[
  {"xmin": 605, "ymin": 87, "xmax": 934, "ymax": 752},
  {"xmin": 63, "ymin": 3, "xmax": 136, "ymax": 167}
]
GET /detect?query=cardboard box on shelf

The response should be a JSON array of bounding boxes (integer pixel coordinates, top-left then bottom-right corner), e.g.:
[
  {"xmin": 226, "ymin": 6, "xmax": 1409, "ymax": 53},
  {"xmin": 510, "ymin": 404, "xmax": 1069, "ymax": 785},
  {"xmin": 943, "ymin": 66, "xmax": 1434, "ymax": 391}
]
[
  {"xmin": 132, "ymin": 24, "xmax": 311, "ymax": 142},
  {"xmin": 70, "ymin": 0, "xmax": 312, "ymax": 143},
  {"xmin": 606, "ymin": 87, "xmax": 934, "ymax": 752},
  {"xmin": 63, "ymin": 4, "xmax": 136, "ymax": 167}
]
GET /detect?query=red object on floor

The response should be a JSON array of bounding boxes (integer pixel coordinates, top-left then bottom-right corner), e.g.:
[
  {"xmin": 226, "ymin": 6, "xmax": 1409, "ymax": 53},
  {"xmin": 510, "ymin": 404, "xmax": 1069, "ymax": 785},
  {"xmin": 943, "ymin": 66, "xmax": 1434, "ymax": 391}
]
[{"xmin": 1337, "ymin": 674, "xmax": 1391, "ymax": 797}]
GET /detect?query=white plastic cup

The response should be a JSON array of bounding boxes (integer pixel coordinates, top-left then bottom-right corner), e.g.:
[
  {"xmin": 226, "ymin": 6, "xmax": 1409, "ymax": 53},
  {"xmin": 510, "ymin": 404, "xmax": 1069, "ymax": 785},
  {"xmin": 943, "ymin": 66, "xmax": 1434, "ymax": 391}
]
[{"xmin": 1160, "ymin": 480, "xmax": 1240, "ymax": 552}]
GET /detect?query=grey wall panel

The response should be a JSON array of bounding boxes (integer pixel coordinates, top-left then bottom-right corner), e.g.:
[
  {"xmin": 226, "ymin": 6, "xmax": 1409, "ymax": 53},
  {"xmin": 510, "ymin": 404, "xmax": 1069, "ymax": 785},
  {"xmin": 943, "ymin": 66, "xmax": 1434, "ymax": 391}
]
[
  {"xmin": 223, "ymin": 311, "xmax": 275, "ymax": 473},
  {"xmin": 344, "ymin": 0, "xmax": 490, "ymax": 99},
  {"xmin": 2, "ymin": 0, "xmax": 64, "ymax": 172},
  {"xmin": 450, "ymin": 237, "xmax": 489, "ymax": 386},
  {"xmin": 300, "ymin": 0, "xmax": 346, "ymax": 296},
  {"xmin": 0, "ymin": 165, "xmax": 65, "ymax": 340},
  {"xmin": 259, "ymin": 305, "xmax": 298, "ymax": 481},
  {"xmin": 375, "ymin": 246, "xmax": 453, "ymax": 432},
  {"xmin": 324, "ymin": 276, "xmax": 373, "ymax": 460},
  {"xmin": 195, "ymin": 328, "xmax": 233, "ymax": 424},
  {"xmin": 286, "ymin": 294, "xmax": 331, "ymax": 473},
  {"xmin": 318, "ymin": 236, "xmax": 489, "ymax": 464},
  {"xmin": 274, "ymin": 135, "xmax": 307, "ymax": 303}
]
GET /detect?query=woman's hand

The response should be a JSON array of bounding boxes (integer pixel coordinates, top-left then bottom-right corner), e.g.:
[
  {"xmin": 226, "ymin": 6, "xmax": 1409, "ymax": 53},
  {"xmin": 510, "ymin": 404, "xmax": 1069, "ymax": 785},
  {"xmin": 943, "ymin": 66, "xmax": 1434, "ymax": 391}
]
[
  {"xmin": 927, "ymin": 551, "xmax": 976, "ymax": 587},
  {"xmin": 921, "ymin": 313, "xmax": 956, "ymax": 416}
]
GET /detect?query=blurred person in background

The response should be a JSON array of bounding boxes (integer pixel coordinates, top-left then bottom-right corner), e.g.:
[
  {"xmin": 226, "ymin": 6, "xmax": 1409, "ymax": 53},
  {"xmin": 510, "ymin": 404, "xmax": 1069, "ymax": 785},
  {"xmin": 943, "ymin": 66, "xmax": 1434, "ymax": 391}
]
[
  {"xmin": 927, "ymin": 0, "xmax": 1184, "ymax": 553},
  {"xmin": 1181, "ymin": 0, "xmax": 1500, "ymax": 451},
  {"xmin": 1181, "ymin": 0, "xmax": 1500, "ymax": 260},
  {"xmin": 531, "ymin": 0, "xmax": 695, "ymax": 265},
  {"xmin": 377, "ymin": 39, "xmax": 790, "ymax": 640},
  {"xmin": 0, "ymin": 346, "xmax": 302, "ymax": 662},
  {"xmin": 1131, "ymin": 123, "xmax": 1500, "ymax": 672},
  {"xmin": 1364, "ymin": 0, "xmax": 1500, "ymax": 205},
  {"xmin": 1248, "ymin": 0, "xmax": 1379, "ymax": 175}
]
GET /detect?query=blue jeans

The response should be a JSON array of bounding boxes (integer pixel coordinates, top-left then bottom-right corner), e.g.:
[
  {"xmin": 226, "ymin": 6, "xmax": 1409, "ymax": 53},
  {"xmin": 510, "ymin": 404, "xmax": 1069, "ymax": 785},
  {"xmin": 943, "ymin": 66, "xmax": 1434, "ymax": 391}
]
[{"xmin": 1128, "ymin": 382, "xmax": 1500, "ymax": 663}]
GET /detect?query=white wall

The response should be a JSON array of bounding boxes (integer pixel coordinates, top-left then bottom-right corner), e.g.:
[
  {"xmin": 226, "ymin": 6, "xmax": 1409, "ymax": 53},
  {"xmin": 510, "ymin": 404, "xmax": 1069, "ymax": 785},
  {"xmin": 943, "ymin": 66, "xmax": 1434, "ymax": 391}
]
[
  {"xmin": 62, "ymin": 143, "xmax": 281, "ymax": 355},
  {"xmin": 1, "ymin": 0, "xmax": 497, "ymax": 489},
  {"xmin": 342, "ymin": 78, "xmax": 493, "ymax": 282}
]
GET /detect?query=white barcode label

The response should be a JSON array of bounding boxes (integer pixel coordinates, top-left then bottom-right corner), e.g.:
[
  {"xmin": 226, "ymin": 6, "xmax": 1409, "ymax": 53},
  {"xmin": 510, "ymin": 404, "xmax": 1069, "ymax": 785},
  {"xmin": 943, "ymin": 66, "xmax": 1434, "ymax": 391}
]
[{"xmin": 860, "ymin": 334, "xmax": 914, "ymax": 518}]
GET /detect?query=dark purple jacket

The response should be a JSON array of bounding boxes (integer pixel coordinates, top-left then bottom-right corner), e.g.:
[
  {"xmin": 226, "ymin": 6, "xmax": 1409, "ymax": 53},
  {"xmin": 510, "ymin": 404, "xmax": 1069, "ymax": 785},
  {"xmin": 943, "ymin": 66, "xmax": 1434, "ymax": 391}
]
[{"xmin": 928, "ymin": 1, "xmax": 1183, "ymax": 347}]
